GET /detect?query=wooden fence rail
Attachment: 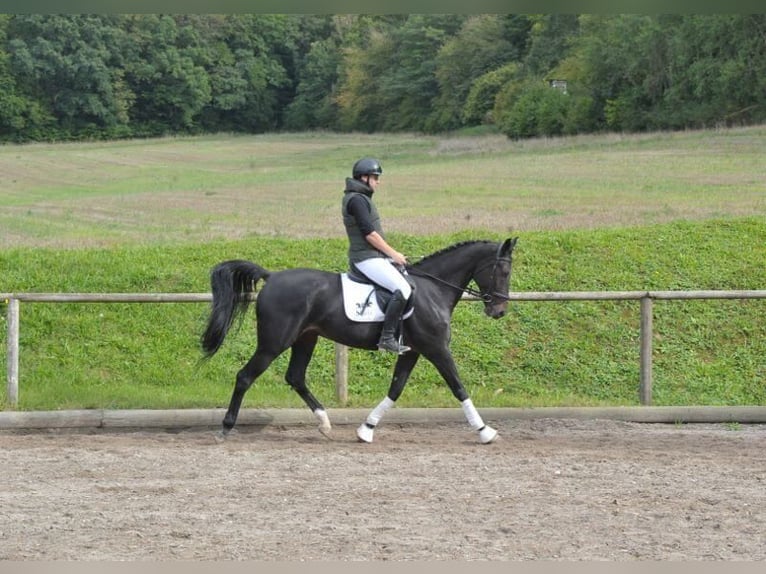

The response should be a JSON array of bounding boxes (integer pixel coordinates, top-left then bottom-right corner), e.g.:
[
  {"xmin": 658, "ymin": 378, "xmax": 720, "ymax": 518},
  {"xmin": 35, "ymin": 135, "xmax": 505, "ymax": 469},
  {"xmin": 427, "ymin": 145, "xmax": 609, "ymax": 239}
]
[{"xmin": 3, "ymin": 290, "xmax": 766, "ymax": 409}]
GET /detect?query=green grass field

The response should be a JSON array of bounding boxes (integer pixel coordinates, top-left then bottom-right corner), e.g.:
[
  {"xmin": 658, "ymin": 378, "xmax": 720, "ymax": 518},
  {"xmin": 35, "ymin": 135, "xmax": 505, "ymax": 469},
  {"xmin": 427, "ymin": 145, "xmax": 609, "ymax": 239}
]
[{"xmin": 1, "ymin": 127, "xmax": 765, "ymax": 410}]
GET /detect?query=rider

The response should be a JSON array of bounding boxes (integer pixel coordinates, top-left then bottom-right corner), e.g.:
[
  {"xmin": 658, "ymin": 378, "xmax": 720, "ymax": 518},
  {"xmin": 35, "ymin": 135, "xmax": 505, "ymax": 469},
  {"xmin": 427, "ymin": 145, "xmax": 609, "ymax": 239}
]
[{"xmin": 341, "ymin": 158, "xmax": 412, "ymax": 354}]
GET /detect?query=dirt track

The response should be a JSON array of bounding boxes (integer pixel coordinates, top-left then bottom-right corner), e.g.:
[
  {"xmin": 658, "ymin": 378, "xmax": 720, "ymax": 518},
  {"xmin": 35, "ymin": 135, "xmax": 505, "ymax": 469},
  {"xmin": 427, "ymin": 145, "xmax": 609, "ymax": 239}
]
[{"xmin": 1, "ymin": 418, "xmax": 765, "ymax": 561}]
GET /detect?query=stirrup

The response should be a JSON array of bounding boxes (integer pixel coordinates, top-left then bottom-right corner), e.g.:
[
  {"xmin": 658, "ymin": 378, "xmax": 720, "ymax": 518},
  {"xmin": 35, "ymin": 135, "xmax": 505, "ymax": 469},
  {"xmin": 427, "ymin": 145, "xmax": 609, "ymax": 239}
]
[{"xmin": 378, "ymin": 336, "xmax": 410, "ymax": 354}]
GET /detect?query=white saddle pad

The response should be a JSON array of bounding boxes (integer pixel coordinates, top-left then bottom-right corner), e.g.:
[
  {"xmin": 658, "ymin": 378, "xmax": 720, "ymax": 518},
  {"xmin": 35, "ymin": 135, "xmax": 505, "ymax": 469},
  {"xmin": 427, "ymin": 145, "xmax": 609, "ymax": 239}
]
[{"xmin": 340, "ymin": 273, "xmax": 414, "ymax": 323}]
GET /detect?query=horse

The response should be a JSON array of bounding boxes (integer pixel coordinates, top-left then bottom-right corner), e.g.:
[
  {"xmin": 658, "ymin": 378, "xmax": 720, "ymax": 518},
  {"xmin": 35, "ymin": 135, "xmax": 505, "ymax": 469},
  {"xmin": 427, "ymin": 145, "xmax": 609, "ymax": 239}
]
[{"xmin": 201, "ymin": 237, "xmax": 518, "ymax": 444}]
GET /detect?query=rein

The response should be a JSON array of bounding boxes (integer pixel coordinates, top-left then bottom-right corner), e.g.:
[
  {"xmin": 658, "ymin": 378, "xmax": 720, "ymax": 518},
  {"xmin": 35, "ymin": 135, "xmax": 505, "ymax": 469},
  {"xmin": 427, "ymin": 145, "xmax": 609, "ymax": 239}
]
[{"xmin": 406, "ymin": 257, "xmax": 512, "ymax": 303}]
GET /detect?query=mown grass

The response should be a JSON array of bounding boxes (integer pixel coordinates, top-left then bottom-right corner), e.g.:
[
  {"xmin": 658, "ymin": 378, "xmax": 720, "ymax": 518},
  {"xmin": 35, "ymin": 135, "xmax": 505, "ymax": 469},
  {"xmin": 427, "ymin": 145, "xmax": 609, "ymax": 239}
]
[
  {"xmin": 2, "ymin": 126, "xmax": 765, "ymax": 248},
  {"xmin": 1, "ymin": 127, "xmax": 765, "ymax": 411}
]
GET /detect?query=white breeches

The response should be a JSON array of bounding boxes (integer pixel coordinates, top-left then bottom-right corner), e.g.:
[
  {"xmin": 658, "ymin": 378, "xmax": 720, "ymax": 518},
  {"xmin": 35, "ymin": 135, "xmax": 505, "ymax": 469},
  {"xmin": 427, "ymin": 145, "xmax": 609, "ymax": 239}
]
[{"xmin": 355, "ymin": 258, "xmax": 412, "ymax": 299}]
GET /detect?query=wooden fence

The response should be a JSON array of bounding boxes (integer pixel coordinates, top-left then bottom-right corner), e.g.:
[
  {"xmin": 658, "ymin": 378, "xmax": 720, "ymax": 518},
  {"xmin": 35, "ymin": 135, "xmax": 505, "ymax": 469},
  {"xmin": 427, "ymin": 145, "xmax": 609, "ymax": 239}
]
[{"xmin": 3, "ymin": 290, "xmax": 766, "ymax": 409}]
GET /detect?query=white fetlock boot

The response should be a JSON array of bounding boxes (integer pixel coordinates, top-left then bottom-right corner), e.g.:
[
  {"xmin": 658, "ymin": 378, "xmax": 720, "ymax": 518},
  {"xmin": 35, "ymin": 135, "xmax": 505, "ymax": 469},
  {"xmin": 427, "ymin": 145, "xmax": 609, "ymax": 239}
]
[
  {"xmin": 478, "ymin": 425, "xmax": 498, "ymax": 444},
  {"xmin": 356, "ymin": 423, "xmax": 375, "ymax": 443}
]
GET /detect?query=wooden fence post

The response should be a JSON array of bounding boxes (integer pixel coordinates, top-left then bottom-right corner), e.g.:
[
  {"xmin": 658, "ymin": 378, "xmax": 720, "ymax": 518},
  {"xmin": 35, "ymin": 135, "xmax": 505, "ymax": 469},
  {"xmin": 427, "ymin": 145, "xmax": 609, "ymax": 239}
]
[
  {"xmin": 335, "ymin": 343, "xmax": 348, "ymax": 406},
  {"xmin": 6, "ymin": 298, "xmax": 19, "ymax": 408},
  {"xmin": 639, "ymin": 295, "xmax": 653, "ymax": 406}
]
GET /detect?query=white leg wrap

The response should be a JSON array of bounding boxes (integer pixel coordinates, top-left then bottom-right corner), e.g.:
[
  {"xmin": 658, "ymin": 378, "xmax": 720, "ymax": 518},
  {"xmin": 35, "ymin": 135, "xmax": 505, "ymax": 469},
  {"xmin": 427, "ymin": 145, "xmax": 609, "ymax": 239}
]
[
  {"xmin": 462, "ymin": 399, "xmax": 498, "ymax": 443},
  {"xmin": 367, "ymin": 396, "xmax": 395, "ymax": 426},
  {"xmin": 357, "ymin": 397, "xmax": 395, "ymax": 444},
  {"xmin": 461, "ymin": 398, "xmax": 485, "ymax": 431}
]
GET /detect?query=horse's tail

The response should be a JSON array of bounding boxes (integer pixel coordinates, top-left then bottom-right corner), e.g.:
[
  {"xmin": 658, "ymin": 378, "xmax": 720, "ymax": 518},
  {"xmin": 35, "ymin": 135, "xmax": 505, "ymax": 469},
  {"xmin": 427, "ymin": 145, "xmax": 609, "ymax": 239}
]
[{"xmin": 200, "ymin": 259, "xmax": 271, "ymax": 358}]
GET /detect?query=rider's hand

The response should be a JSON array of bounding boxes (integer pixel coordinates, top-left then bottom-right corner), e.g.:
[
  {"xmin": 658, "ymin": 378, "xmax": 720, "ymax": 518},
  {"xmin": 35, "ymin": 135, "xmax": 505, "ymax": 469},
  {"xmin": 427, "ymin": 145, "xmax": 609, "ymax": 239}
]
[{"xmin": 391, "ymin": 251, "xmax": 408, "ymax": 267}]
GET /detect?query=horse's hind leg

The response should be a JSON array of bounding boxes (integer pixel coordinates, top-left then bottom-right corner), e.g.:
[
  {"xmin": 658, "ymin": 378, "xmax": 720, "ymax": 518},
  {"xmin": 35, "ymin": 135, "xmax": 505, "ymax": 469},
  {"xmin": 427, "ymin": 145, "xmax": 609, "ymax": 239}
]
[
  {"xmin": 222, "ymin": 347, "xmax": 278, "ymax": 435},
  {"xmin": 285, "ymin": 334, "xmax": 332, "ymax": 437},
  {"xmin": 357, "ymin": 352, "xmax": 420, "ymax": 443}
]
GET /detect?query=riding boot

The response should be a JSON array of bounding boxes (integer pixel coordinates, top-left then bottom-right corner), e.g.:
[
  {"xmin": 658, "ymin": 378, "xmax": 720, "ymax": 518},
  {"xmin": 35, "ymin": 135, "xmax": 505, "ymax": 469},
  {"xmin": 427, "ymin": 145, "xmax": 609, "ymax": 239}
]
[{"xmin": 378, "ymin": 290, "xmax": 411, "ymax": 354}]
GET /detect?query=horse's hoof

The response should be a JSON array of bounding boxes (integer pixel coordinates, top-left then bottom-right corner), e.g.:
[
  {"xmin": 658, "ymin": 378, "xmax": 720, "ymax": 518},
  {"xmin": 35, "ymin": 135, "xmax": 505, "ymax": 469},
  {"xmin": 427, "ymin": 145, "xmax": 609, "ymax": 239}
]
[
  {"xmin": 217, "ymin": 426, "xmax": 238, "ymax": 440},
  {"xmin": 315, "ymin": 409, "xmax": 332, "ymax": 438},
  {"xmin": 356, "ymin": 423, "xmax": 374, "ymax": 443},
  {"xmin": 479, "ymin": 425, "xmax": 498, "ymax": 444},
  {"xmin": 318, "ymin": 422, "xmax": 333, "ymax": 438}
]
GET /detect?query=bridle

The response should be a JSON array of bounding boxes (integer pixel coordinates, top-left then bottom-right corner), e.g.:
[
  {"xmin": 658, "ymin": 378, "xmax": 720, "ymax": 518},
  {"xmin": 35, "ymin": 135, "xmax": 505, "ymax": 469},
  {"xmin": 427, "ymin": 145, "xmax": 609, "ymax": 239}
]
[{"xmin": 406, "ymin": 252, "xmax": 512, "ymax": 304}]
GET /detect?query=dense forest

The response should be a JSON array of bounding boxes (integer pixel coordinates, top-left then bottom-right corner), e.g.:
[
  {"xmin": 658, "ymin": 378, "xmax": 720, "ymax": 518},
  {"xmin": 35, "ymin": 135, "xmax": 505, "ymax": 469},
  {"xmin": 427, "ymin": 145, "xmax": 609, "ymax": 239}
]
[{"xmin": 1, "ymin": 14, "xmax": 764, "ymax": 142}]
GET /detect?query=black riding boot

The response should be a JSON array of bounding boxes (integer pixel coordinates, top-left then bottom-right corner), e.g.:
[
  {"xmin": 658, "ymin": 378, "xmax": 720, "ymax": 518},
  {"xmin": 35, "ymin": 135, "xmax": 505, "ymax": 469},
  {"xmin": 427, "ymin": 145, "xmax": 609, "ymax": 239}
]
[{"xmin": 378, "ymin": 290, "xmax": 411, "ymax": 354}]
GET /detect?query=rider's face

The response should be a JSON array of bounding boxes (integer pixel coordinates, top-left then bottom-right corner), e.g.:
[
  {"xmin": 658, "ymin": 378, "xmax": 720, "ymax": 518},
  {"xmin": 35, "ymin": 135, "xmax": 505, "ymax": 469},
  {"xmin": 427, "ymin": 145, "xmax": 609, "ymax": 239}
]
[{"xmin": 365, "ymin": 174, "xmax": 380, "ymax": 189}]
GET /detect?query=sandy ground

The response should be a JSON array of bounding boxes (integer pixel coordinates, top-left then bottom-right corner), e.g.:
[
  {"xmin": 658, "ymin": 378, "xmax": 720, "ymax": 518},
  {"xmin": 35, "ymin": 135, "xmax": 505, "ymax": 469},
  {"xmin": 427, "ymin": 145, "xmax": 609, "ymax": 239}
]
[{"xmin": 1, "ymin": 418, "xmax": 765, "ymax": 561}]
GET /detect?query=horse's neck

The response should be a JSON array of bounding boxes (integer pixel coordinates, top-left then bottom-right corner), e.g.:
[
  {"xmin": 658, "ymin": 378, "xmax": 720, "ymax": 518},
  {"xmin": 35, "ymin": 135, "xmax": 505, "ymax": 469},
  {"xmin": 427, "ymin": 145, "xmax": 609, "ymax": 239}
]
[{"xmin": 417, "ymin": 243, "xmax": 488, "ymax": 287}]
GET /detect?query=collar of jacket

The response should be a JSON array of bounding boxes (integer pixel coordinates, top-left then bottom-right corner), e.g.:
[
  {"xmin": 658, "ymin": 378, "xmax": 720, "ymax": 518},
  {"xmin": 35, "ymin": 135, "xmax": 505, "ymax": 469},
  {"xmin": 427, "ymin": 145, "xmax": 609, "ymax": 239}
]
[{"xmin": 344, "ymin": 177, "xmax": 374, "ymax": 197}]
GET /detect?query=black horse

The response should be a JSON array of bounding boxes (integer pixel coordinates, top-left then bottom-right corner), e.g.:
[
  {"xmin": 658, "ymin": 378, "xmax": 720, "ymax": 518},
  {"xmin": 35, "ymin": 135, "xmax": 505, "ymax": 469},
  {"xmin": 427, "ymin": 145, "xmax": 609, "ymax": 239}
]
[{"xmin": 201, "ymin": 237, "xmax": 518, "ymax": 444}]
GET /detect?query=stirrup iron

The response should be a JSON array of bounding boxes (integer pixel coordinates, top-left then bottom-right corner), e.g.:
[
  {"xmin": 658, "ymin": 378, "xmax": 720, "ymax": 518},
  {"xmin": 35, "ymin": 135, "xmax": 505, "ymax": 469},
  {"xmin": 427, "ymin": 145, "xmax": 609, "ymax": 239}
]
[{"xmin": 378, "ymin": 334, "xmax": 410, "ymax": 354}]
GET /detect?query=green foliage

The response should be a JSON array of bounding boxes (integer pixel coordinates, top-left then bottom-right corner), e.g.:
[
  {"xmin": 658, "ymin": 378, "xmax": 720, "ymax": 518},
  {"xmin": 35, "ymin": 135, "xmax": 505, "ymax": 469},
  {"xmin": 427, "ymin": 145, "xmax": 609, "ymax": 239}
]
[
  {"xmin": 122, "ymin": 15, "xmax": 212, "ymax": 134},
  {"xmin": 524, "ymin": 14, "xmax": 581, "ymax": 76},
  {"xmin": 336, "ymin": 15, "xmax": 462, "ymax": 133},
  {"xmin": 4, "ymin": 15, "xmax": 132, "ymax": 140},
  {"xmin": 498, "ymin": 79, "xmax": 573, "ymax": 139},
  {"xmin": 430, "ymin": 15, "xmax": 518, "ymax": 132},
  {"xmin": 1, "ymin": 14, "xmax": 766, "ymax": 141},
  {"xmin": 462, "ymin": 62, "xmax": 519, "ymax": 125},
  {"xmin": 335, "ymin": 30, "xmax": 394, "ymax": 132},
  {"xmin": 284, "ymin": 37, "xmax": 341, "ymax": 130},
  {"xmin": 379, "ymin": 16, "xmax": 447, "ymax": 132},
  {"xmin": 660, "ymin": 15, "xmax": 766, "ymax": 128}
]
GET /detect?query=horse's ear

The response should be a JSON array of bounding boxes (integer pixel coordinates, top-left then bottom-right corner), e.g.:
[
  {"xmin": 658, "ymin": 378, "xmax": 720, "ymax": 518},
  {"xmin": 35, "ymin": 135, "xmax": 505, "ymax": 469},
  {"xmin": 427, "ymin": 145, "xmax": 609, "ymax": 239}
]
[{"xmin": 500, "ymin": 237, "xmax": 518, "ymax": 256}]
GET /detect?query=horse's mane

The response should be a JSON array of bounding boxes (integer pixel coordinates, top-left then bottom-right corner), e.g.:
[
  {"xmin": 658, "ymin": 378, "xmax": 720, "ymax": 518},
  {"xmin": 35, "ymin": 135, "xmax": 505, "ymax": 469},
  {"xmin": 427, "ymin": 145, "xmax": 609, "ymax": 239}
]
[{"xmin": 412, "ymin": 240, "xmax": 495, "ymax": 268}]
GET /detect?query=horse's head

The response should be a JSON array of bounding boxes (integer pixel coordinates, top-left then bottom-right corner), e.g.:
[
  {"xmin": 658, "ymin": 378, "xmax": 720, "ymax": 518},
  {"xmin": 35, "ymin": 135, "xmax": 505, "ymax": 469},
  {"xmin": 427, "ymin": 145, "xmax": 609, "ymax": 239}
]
[{"xmin": 473, "ymin": 237, "xmax": 518, "ymax": 319}]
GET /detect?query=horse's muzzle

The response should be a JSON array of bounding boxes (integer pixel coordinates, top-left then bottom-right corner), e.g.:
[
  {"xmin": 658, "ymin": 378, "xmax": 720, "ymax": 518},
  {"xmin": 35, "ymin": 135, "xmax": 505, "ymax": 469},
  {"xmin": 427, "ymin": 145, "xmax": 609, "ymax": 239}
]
[{"xmin": 485, "ymin": 304, "xmax": 507, "ymax": 319}]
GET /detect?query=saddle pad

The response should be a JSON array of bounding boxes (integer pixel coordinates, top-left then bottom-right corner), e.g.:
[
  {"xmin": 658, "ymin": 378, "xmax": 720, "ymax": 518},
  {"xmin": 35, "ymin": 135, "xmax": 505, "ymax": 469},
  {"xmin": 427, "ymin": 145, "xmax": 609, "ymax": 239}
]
[{"xmin": 340, "ymin": 273, "xmax": 414, "ymax": 323}]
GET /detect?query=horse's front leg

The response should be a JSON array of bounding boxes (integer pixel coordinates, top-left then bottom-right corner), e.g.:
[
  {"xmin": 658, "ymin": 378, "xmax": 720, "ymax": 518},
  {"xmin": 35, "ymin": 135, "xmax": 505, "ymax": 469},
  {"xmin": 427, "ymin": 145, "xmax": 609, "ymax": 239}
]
[
  {"xmin": 285, "ymin": 335, "xmax": 331, "ymax": 437},
  {"xmin": 357, "ymin": 352, "xmax": 420, "ymax": 443},
  {"xmin": 428, "ymin": 348, "xmax": 498, "ymax": 444}
]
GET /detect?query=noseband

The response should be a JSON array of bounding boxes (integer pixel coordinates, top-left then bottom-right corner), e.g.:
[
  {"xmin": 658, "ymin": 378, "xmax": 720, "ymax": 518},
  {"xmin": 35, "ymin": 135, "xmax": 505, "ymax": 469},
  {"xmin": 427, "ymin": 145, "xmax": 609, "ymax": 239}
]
[{"xmin": 472, "ymin": 256, "xmax": 512, "ymax": 303}]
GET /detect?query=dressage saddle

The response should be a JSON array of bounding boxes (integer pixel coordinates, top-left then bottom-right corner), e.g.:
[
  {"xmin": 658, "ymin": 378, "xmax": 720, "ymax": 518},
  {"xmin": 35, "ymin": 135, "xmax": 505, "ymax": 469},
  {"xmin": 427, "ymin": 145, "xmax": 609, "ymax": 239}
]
[{"xmin": 346, "ymin": 262, "xmax": 416, "ymax": 315}]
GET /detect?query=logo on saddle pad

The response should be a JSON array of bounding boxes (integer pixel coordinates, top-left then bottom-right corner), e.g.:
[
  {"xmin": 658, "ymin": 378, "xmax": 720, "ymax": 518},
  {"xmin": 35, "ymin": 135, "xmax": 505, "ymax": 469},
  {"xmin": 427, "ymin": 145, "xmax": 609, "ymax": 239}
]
[{"xmin": 340, "ymin": 274, "xmax": 415, "ymax": 323}]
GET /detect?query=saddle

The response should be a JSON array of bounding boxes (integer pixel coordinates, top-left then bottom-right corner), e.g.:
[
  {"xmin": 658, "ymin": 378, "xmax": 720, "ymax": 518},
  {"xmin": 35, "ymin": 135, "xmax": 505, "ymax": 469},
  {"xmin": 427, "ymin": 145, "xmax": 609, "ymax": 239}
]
[{"xmin": 339, "ymin": 265, "xmax": 415, "ymax": 323}]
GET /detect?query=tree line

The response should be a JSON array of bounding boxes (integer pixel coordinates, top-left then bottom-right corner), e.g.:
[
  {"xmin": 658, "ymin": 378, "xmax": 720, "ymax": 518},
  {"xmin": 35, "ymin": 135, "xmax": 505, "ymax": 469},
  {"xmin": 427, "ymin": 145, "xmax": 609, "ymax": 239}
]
[{"xmin": 1, "ymin": 14, "xmax": 764, "ymax": 142}]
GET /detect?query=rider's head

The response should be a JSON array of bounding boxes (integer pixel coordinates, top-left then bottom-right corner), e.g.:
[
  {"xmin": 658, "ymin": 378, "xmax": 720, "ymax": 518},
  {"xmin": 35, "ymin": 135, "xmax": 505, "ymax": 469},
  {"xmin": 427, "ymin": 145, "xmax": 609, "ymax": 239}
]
[{"xmin": 352, "ymin": 158, "xmax": 383, "ymax": 183}]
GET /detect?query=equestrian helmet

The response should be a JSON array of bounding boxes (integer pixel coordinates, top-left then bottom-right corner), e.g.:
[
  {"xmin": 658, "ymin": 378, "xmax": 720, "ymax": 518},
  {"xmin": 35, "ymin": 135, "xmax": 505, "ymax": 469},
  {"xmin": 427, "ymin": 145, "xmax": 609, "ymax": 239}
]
[{"xmin": 352, "ymin": 158, "xmax": 383, "ymax": 180}]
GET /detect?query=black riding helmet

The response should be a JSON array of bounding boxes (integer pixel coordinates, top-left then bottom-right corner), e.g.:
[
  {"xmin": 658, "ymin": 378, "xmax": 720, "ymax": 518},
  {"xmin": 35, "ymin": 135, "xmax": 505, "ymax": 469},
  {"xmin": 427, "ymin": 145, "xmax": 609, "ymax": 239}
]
[{"xmin": 352, "ymin": 158, "xmax": 383, "ymax": 180}]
